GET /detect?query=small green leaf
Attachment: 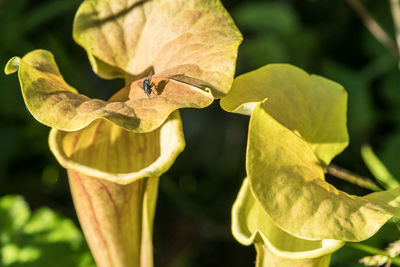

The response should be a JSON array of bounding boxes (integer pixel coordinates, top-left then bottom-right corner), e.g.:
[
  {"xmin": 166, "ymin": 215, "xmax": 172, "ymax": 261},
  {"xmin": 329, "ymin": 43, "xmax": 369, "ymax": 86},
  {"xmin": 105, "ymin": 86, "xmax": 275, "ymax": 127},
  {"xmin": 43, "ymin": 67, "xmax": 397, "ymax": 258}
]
[
  {"xmin": 73, "ymin": 0, "xmax": 242, "ymax": 97},
  {"xmin": 0, "ymin": 195, "xmax": 30, "ymax": 241},
  {"xmin": 248, "ymin": 103, "xmax": 400, "ymax": 242},
  {"xmin": 361, "ymin": 145, "xmax": 400, "ymax": 190},
  {"xmin": 23, "ymin": 208, "xmax": 83, "ymax": 247},
  {"xmin": 7, "ymin": 49, "xmax": 213, "ymax": 132},
  {"xmin": 1, "ymin": 244, "xmax": 41, "ymax": 265},
  {"xmin": 0, "ymin": 195, "xmax": 94, "ymax": 267},
  {"xmin": 221, "ymin": 64, "xmax": 348, "ymax": 165}
]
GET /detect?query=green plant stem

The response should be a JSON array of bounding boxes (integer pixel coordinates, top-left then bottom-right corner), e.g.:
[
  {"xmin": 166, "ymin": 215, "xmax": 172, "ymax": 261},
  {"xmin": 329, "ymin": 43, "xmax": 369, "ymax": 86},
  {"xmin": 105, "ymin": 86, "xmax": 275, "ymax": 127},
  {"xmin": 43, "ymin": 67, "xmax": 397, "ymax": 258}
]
[
  {"xmin": 326, "ymin": 164, "xmax": 383, "ymax": 192},
  {"xmin": 361, "ymin": 145, "xmax": 400, "ymax": 190},
  {"xmin": 390, "ymin": 0, "xmax": 400, "ymax": 55},
  {"xmin": 346, "ymin": 0, "xmax": 399, "ymax": 57},
  {"xmin": 347, "ymin": 243, "xmax": 400, "ymax": 266}
]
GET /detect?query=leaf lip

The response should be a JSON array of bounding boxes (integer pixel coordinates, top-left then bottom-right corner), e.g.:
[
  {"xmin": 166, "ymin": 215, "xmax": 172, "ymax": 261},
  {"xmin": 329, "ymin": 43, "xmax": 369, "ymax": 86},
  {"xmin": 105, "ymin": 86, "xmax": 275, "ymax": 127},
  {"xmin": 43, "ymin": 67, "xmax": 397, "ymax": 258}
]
[
  {"xmin": 4, "ymin": 56, "xmax": 21, "ymax": 75},
  {"xmin": 48, "ymin": 112, "xmax": 185, "ymax": 185},
  {"xmin": 221, "ymin": 101, "xmax": 260, "ymax": 116},
  {"xmin": 232, "ymin": 178, "xmax": 345, "ymax": 259}
]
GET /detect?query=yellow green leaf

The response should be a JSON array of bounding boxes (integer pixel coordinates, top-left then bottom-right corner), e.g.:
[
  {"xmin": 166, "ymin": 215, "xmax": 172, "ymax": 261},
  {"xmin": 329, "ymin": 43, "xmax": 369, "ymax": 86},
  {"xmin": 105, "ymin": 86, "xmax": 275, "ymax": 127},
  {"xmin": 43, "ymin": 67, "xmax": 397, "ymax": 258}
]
[
  {"xmin": 73, "ymin": 0, "xmax": 242, "ymax": 97},
  {"xmin": 6, "ymin": 49, "xmax": 212, "ymax": 132},
  {"xmin": 221, "ymin": 64, "xmax": 348, "ymax": 164},
  {"xmin": 247, "ymin": 103, "xmax": 400, "ymax": 242}
]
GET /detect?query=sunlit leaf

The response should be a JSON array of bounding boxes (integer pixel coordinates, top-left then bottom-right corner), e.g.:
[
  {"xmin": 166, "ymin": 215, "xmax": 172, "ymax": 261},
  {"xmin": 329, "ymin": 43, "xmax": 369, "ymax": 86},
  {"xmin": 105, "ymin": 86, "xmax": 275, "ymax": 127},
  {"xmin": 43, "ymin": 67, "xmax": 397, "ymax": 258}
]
[
  {"xmin": 73, "ymin": 0, "xmax": 242, "ymax": 97},
  {"xmin": 247, "ymin": 103, "xmax": 400, "ymax": 242},
  {"xmin": 221, "ymin": 64, "xmax": 348, "ymax": 164},
  {"xmin": 5, "ymin": 50, "xmax": 212, "ymax": 132}
]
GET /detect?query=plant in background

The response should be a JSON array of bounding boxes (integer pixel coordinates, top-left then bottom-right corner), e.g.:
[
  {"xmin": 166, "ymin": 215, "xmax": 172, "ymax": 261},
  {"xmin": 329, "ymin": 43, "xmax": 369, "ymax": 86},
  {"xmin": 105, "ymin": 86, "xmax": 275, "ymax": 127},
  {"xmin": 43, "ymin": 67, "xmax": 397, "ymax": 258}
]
[
  {"xmin": 0, "ymin": 195, "xmax": 94, "ymax": 266},
  {"xmin": 221, "ymin": 64, "xmax": 400, "ymax": 267},
  {"xmin": 4, "ymin": 0, "xmax": 241, "ymax": 266}
]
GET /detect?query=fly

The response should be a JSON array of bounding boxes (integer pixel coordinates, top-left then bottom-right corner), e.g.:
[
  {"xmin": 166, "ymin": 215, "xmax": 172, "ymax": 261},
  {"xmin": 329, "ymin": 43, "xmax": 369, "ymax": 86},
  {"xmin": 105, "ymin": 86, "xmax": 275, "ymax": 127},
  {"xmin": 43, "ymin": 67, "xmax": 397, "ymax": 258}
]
[{"xmin": 137, "ymin": 76, "xmax": 156, "ymax": 97}]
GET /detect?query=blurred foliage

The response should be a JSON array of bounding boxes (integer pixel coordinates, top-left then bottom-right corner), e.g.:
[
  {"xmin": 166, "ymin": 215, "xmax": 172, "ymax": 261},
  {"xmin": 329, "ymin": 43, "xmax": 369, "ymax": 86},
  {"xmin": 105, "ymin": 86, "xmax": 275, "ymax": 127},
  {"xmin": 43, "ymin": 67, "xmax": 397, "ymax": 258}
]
[
  {"xmin": 1, "ymin": 0, "xmax": 400, "ymax": 266},
  {"xmin": 233, "ymin": 2, "xmax": 320, "ymax": 72},
  {"xmin": 0, "ymin": 195, "xmax": 94, "ymax": 266}
]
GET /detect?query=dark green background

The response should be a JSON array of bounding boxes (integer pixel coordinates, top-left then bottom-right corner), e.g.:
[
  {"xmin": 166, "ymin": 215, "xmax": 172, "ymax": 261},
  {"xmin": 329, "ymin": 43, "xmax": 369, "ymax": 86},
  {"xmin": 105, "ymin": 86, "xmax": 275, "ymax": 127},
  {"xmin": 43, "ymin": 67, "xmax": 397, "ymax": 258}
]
[{"xmin": 1, "ymin": 0, "xmax": 400, "ymax": 266}]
